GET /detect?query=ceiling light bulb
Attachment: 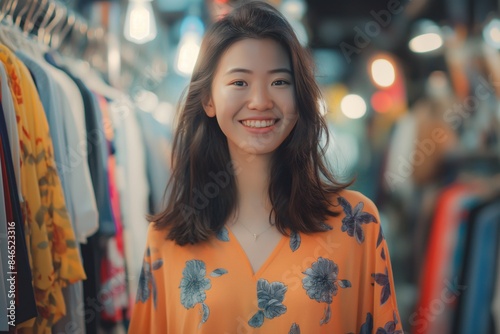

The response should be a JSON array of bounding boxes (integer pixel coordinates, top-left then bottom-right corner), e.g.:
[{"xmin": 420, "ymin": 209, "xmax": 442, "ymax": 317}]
[
  {"xmin": 124, "ymin": 1, "xmax": 157, "ymax": 44},
  {"xmin": 371, "ymin": 58, "xmax": 396, "ymax": 87},
  {"xmin": 409, "ymin": 33, "xmax": 443, "ymax": 53},
  {"xmin": 341, "ymin": 94, "xmax": 367, "ymax": 119}
]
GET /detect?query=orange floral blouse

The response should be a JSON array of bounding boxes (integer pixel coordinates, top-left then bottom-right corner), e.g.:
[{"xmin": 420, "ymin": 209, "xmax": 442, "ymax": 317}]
[{"xmin": 129, "ymin": 190, "xmax": 403, "ymax": 333}]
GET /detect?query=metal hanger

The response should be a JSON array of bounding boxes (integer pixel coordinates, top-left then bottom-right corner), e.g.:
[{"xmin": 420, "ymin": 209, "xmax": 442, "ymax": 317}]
[
  {"xmin": 61, "ymin": 14, "xmax": 87, "ymax": 57},
  {"xmin": 0, "ymin": 0, "xmax": 17, "ymax": 23},
  {"xmin": 41, "ymin": 2, "xmax": 65, "ymax": 46},
  {"xmin": 0, "ymin": 0, "xmax": 14, "ymax": 22},
  {"xmin": 51, "ymin": 8, "xmax": 74, "ymax": 49},
  {"xmin": 37, "ymin": 0, "xmax": 55, "ymax": 44},
  {"xmin": 0, "ymin": 0, "xmax": 21, "ymax": 50},
  {"xmin": 13, "ymin": 0, "xmax": 30, "ymax": 28},
  {"xmin": 50, "ymin": 3, "xmax": 72, "ymax": 48},
  {"xmin": 23, "ymin": 0, "xmax": 47, "ymax": 35}
]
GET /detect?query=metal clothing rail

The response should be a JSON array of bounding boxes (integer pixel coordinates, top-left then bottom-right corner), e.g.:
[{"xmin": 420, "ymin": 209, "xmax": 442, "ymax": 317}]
[{"xmin": 0, "ymin": 0, "xmax": 104, "ymax": 51}]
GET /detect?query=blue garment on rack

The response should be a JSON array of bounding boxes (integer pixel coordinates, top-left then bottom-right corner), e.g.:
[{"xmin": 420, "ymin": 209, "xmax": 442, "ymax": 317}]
[
  {"xmin": 450, "ymin": 196, "xmax": 482, "ymax": 282},
  {"xmin": 458, "ymin": 201, "xmax": 500, "ymax": 334}
]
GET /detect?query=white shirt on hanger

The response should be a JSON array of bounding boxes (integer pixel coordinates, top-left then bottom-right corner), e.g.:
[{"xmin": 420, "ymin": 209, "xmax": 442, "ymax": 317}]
[
  {"xmin": 45, "ymin": 64, "xmax": 100, "ymax": 243},
  {"xmin": 109, "ymin": 96, "xmax": 150, "ymax": 306}
]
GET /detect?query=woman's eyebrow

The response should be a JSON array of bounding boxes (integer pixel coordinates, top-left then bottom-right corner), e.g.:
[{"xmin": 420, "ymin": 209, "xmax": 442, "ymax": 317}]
[
  {"xmin": 224, "ymin": 68, "xmax": 292, "ymax": 75},
  {"xmin": 268, "ymin": 68, "xmax": 292, "ymax": 75}
]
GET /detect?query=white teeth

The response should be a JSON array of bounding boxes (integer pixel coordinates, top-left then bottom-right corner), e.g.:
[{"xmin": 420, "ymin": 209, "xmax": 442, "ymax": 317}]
[{"xmin": 241, "ymin": 119, "xmax": 276, "ymax": 128}]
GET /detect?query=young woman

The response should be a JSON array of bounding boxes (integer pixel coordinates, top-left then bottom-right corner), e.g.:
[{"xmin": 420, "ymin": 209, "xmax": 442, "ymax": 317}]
[{"xmin": 129, "ymin": 2, "xmax": 403, "ymax": 333}]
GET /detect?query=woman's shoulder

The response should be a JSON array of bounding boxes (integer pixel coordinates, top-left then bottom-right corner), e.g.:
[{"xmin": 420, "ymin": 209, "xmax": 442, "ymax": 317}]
[
  {"xmin": 323, "ymin": 189, "xmax": 382, "ymax": 243},
  {"xmin": 329, "ymin": 189, "xmax": 380, "ymax": 217},
  {"xmin": 144, "ymin": 222, "xmax": 173, "ymax": 247}
]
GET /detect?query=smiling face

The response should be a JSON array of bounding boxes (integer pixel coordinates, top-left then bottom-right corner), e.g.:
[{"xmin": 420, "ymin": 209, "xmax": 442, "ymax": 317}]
[{"xmin": 203, "ymin": 38, "xmax": 298, "ymax": 159}]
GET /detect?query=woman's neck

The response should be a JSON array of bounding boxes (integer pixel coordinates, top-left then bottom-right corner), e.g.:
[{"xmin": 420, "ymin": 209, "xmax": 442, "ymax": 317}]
[{"xmin": 229, "ymin": 147, "xmax": 273, "ymax": 221}]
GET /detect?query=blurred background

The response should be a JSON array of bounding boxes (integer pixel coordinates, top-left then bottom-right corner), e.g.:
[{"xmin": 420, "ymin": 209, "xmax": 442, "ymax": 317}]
[{"xmin": 1, "ymin": 0, "xmax": 500, "ymax": 333}]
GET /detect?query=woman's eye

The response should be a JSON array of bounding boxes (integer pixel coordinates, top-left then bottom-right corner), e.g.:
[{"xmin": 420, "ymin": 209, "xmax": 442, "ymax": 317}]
[
  {"xmin": 231, "ymin": 81, "xmax": 247, "ymax": 86},
  {"xmin": 272, "ymin": 80, "xmax": 290, "ymax": 86}
]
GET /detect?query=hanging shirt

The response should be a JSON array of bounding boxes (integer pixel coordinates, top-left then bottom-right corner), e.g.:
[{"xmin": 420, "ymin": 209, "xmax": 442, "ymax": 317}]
[
  {"xmin": 0, "ymin": 45, "xmax": 86, "ymax": 333},
  {"xmin": 96, "ymin": 94, "xmax": 129, "ymax": 324},
  {"xmin": 109, "ymin": 97, "xmax": 149, "ymax": 308},
  {"xmin": 43, "ymin": 52, "xmax": 116, "ymax": 237},
  {"xmin": 414, "ymin": 184, "xmax": 481, "ymax": 334},
  {"xmin": 457, "ymin": 201, "xmax": 500, "ymax": 334},
  {"xmin": 16, "ymin": 51, "xmax": 99, "ymax": 244},
  {"xmin": 129, "ymin": 190, "xmax": 403, "ymax": 333},
  {"xmin": 135, "ymin": 109, "xmax": 172, "ymax": 213}
]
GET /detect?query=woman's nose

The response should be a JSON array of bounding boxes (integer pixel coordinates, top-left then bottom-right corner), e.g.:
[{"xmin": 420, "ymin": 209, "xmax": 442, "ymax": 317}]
[{"xmin": 247, "ymin": 85, "xmax": 273, "ymax": 111}]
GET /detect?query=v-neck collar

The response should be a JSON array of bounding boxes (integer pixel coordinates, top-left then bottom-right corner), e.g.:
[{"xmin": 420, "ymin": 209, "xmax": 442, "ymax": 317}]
[{"xmin": 225, "ymin": 226, "xmax": 288, "ymax": 279}]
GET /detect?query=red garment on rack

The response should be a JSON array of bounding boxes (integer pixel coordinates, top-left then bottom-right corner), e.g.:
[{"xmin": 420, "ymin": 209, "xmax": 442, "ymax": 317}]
[
  {"xmin": 1, "ymin": 138, "xmax": 13, "ymax": 221},
  {"xmin": 97, "ymin": 94, "xmax": 129, "ymax": 324},
  {"xmin": 412, "ymin": 183, "xmax": 473, "ymax": 334}
]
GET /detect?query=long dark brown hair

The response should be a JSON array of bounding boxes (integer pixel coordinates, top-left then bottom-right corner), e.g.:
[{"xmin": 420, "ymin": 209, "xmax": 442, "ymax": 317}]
[{"xmin": 150, "ymin": 0, "xmax": 353, "ymax": 245}]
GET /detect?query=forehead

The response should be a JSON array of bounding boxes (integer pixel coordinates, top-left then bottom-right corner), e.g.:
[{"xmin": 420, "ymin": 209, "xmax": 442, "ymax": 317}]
[{"xmin": 215, "ymin": 38, "xmax": 291, "ymax": 74}]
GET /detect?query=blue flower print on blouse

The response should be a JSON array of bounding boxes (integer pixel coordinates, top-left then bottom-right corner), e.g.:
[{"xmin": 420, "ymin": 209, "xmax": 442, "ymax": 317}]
[
  {"xmin": 377, "ymin": 226, "xmax": 384, "ymax": 247},
  {"xmin": 360, "ymin": 312, "xmax": 373, "ymax": 334},
  {"xmin": 290, "ymin": 231, "xmax": 301, "ymax": 252},
  {"xmin": 289, "ymin": 322, "xmax": 300, "ymax": 334},
  {"xmin": 320, "ymin": 222, "xmax": 333, "ymax": 231},
  {"xmin": 180, "ymin": 260, "xmax": 228, "ymax": 326},
  {"xmin": 372, "ymin": 268, "xmax": 391, "ymax": 305},
  {"xmin": 302, "ymin": 257, "xmax": 351, "ymax": 325},
  {"xmin": 376, "ymin": 311, "xmax": 403, "ymax": 334},
  {"xmin": 136, "ymin": 248, "xmax": 163, "ymax": 308},
  {"xmin": 377, "ymin": 226, "xmax": 387, "ymax": 259},
  {"xmin": 180, "ymin": 260, "xmax": 211, "ymax": 309},
  {"xmin": 216, "ymin": 226, "xmax": 230, "ymax": 242},
  {"xmin": 338, "ymin": 196, "xmax": 377, "ymax": 244},
  {"xmin": 248, "ymin": 279, "xmax": 288, "ymax": 328}
]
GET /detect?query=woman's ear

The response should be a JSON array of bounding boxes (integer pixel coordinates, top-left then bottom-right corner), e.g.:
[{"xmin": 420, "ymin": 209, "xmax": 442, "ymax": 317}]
[{"xmin": 203, "ymin": 97, "xmax": 216, "ymax": 117}]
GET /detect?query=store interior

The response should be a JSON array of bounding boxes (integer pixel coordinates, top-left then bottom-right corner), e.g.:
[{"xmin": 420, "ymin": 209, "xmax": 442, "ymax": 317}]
[{"xmin": 1, "ymin": 0, "xmax": 500, "ymax": 333}]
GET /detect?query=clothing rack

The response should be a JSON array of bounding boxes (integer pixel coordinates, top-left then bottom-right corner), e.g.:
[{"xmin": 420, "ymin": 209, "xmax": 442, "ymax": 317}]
[{"xmin": 0, "ymin": 5, "xmax": 155, "ymax": 329}]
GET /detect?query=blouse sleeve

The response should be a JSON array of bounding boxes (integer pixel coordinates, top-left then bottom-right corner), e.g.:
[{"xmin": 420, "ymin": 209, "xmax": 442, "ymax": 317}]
[
  {"xmin": 129, "ymin": 224, "xmax": 167, "ymax": 333},
  {"xmin": 358, "ymin": 195, "xmax": 404, "ymax": 333}
]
